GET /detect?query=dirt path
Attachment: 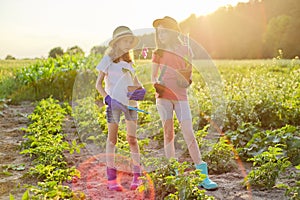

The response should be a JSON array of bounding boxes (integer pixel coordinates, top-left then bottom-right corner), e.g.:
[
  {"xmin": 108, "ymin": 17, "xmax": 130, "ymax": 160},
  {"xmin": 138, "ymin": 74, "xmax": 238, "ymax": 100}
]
[
  {"xmin": 0, "ymin": 102, "xmax": 289, "ymax": 200},
  {"xmin": 0, "ymin": 102, "xmax": 35, "ymax": 200}
]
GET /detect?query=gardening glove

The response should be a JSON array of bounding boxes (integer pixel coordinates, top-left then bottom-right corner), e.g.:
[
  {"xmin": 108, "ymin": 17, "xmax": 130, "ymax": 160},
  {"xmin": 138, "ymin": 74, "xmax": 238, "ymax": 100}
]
[
  {"xmin": 104, "ymin": 95, "xmax": 127, "ymax": 112},
  {"xmin": 127, "ymin": 88, "xmax": 146, "ymax": 101}
]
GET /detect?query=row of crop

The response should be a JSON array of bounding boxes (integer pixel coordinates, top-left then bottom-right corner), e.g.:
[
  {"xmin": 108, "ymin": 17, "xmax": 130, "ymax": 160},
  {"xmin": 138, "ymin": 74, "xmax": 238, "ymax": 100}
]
[
  {"xmin": 222, "ymin": 64, "xmax": 300, "ymax": 130},
  {"xmin": 3, "ymin": 57, "xmax": 300, "ymax": 132},
  {"xmin": 12, "ymin": 97, "xmax": 84, "ymax": 199},
  {"xmin": 4, "ymin": 54, "xmax": 102, "ymax": 103}
]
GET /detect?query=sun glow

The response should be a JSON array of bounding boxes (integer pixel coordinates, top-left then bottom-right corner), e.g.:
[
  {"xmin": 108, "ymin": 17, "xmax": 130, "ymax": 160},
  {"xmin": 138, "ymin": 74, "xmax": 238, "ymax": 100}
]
[{"xmin": 0, "ymin": 0, "xmax": 250, "ymax": 58}]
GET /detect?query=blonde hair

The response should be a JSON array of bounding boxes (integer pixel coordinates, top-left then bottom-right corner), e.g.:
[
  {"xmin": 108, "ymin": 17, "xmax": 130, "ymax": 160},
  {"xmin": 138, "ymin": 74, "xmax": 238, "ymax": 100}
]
[{"xmin": 106, "ymin": 45, "xmax": 133, "ymax": 63}]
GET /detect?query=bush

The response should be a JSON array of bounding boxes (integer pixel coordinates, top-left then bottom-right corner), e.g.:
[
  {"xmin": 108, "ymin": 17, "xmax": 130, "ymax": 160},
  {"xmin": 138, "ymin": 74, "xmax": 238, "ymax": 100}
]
[{"xmin": 48, "ymin": 47, "xmax": 64, "ymax": 58}]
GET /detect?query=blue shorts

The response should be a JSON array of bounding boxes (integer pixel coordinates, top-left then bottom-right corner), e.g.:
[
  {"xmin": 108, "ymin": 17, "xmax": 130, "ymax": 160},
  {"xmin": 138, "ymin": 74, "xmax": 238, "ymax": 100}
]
[{"xmin": 106, "ymin": 106, "xmax": 138, "ymax": 123}]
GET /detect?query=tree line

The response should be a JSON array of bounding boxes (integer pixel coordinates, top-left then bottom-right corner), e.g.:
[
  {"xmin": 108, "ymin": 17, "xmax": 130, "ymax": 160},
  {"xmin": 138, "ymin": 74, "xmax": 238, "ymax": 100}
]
[
  {"xmin": 5, "ymin": 0, "xmax": 298, "ymax": 60},
  {"xmin": 180, "ymin": 0, "xmax": 300, "ymax": 59}
]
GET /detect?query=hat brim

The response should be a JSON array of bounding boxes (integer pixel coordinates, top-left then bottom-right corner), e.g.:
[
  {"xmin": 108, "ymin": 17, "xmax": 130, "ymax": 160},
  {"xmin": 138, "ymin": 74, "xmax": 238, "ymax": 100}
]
[
  {"xmin": 109, "ymin": 35, "xmax": 140, "ymax": 48},
  {"xmin": 153, "ymin": 17, "xmax": 180, "ymax": 32},
  {"xmin": 153, "ymin": 18, "xmax": 164, "ymax": 28}
]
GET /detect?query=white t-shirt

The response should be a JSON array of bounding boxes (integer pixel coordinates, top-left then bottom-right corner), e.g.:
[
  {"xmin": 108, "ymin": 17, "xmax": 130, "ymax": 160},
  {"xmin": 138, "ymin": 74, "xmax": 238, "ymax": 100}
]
[{"xmin": 96, "ymin": 55, "xmax": 137, "ymax": 107}]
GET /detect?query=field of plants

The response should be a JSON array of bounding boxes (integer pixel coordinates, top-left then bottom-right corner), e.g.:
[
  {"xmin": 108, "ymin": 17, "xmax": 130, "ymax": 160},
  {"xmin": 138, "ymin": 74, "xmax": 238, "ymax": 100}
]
[{"xmin": 0, "ymin": 54, "xmax": 299, "ymax": 200}]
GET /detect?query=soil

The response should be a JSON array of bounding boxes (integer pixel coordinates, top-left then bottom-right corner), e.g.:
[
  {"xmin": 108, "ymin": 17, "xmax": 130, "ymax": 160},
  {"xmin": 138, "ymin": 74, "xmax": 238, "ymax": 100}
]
[{"xmin": 0, "ymin": 102, "xmax": 291, "ymax": 200}]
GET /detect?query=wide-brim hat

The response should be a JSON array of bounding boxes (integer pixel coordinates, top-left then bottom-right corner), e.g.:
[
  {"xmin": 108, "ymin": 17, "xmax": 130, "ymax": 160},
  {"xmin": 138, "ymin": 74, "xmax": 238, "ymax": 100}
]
[
  {"xmin": 153, "ymin": 16, "xmax": 181, "ymax": 32},
  {"xmin": 109, "ymin": 26, "xmax": 139, "ymax": 48}
]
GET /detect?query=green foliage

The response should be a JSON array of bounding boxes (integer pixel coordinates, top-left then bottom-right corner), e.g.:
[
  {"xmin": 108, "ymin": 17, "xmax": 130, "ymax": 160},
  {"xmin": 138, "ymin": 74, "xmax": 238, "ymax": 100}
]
[
  {"xmin": 20, "ymin": 97, "xmax": 84, "ymax": 199},
  {"xmin": 0, "ymin": 98, "xmax": 9, "ymax": 116},
  {"xmin": 9, "ymin": 54, "xmax": 102, "ymax": 102},
  {"xmin": 90, "ymin": 45, "xmax": 107, "ymax": 55},
  {"xmin": 245, "ymin": 146, "xmax": 291, "ymax": 189},
  {"xmin": 227, "ymin": 124, "xmax": 300, "ymax": 164},
  {"xmin": 48, "ymin": 47, "xmax": 64, "ymax": 58},
  {"xmin": 25, "ymin": 181, "xmax": 74, "ymax": 200},
  {"xmin": 2, "ymin": 58, "xmax": 300, "ymax": 198},
  {"xmin": 181, "ymin": 0, "xmax": 300, "ymax": 59},
  {"xmin": 72, "ymin": 97, "xmax": 108, "ymax": 146},
  {"xmin": 203, "ymin": 137, "xmax": 236, "ymax": 174},
  {"xmin": 142, "ymin": 158, "xmax": 214, "ymax": 200},
  {"xmin": 72, "ymin": 97, "xmax": 150, "ymax": 156},
  {"xmin": 223, "ymin": 61, "xmax": 300, "ymax": 130},
  {"xmin": 5, "ymin": 55, "xmax": 16, "ymax": 60},
  {"xmin": 0, "ymin": 59, "xmax": 36, "ymax": 99},
  {"xmin": 277, "ymin": 164, "xmax": 300, "ymax": 200},
  {"xmin": 16, "ymin": 54, "xmax": 84, "ymax": 85},
  {"xmin": 226, "ymin": 122, "xmax": 261, "ymax": 156},
  {"xmin": 66, "ymin": 45, "xmax": 84, "ymax": 56}
]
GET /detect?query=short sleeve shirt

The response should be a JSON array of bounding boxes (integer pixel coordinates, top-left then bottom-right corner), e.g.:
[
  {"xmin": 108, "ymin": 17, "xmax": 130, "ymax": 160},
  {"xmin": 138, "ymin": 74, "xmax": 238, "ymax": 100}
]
[
  {"xmin": 96, "ymin": 55, "xmax": 137, "ymax": 107},
  {"xmin": 152, "ymin": 45, "xmax": 191, "ymax": 100}
]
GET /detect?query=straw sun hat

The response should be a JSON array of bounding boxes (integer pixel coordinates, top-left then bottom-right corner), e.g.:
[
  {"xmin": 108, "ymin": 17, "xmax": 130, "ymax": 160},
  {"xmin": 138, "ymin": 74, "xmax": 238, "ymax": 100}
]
[
  {"xmin": 108, "ymin": 26, "xmax": 139, "ymax": 48},
  {"xmin": 153, "ymin": 16, "xmax": 181, "ymax": 32}
]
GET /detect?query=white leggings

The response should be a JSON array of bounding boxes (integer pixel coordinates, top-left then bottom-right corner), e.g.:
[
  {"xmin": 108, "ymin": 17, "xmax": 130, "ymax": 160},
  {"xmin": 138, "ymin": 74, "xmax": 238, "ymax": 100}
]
[
  {"xmin": 156, "ymin": 98, "xmax": 192, "ymax": 122},
  {"xmin": 156, "ymin": 98, "xmax": 202, "ymax": 164}
]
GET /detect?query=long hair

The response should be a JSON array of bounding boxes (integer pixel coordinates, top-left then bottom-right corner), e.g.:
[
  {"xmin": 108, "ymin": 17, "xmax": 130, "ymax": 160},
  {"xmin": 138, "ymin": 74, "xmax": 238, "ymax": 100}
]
[
  {"xmin": 107, "ymin": 45, "xmax": 132, "ymax": 63},
  {"xmin": 153, "ymin": 28, "xmax": 182, "ymax": 59}
]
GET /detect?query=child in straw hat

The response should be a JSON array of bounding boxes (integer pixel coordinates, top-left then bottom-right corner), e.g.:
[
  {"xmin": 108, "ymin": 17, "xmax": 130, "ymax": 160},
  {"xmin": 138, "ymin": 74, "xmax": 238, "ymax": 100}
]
[
  {"xmin": 96, "ymin": 26, "xmax": 146, "ymax": 191},
  {"xmin": 151, "ymin": 16, "xmax": 218, "ymax": 190}
]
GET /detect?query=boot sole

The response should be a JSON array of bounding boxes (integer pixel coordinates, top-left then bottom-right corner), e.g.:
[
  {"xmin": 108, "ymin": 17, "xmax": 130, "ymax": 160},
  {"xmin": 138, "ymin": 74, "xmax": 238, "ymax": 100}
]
[{"xmin": 199, "ymin": 185, "xmax": 219, "ymax": 191}]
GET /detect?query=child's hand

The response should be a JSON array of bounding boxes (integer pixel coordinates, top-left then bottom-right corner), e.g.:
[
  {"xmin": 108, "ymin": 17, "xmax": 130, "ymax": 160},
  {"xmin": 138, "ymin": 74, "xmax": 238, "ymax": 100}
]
[{"xmin": 127, "ymin": 88, "xmax": 146, "ymax": 101}]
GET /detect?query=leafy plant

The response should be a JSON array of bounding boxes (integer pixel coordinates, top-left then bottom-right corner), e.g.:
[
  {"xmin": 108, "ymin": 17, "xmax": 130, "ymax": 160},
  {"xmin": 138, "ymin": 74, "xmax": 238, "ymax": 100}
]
[
  {"xmin": 277, "ymin": 164, "xmax": 300, "ymax": 200},
  {"xmin": 142, "ymin": 158, "xmax": 214, "ymax": 199},
  {"xmin": 227, "ymin": 124, "xmax": 300, "ymax": 165},
  {"xmin": 20, "ymin": 97, "xmax": 84, "ymax": 199},
  {"xmin": 203, "ymin": 137, "xmax": 236, "ymax": 174},
  {"xmin": 245, "ymin": 145, "xmax": 291, "ymax": 189}
]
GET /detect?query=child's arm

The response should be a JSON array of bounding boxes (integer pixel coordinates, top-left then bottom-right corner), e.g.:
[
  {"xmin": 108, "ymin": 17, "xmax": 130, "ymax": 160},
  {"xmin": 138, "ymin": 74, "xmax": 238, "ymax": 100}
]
[
  {"xmin": 151, "ymin": 63, "xmax": 159, "ymax": 83},
  {"xmin": 133, "ymin": 76, "xmax": 142, "ymax": 87},
  {"xmin": 95, "ymin": 71, "xmax": 108, "ymax": 97}
]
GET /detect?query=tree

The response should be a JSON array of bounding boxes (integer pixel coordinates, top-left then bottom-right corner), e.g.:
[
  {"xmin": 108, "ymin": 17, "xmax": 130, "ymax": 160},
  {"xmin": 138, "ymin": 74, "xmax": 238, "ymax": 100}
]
[
  {"xmin": 263, "ymin": 15, "xmax": 291, "ymax": 58},
  {"xmin": 48, "ymin": 47, "xmax": 64, "ymax": 58},
  {"xmin": 66, "ymin": 45, "xmax": 84, "ymax": 56},
  {"xmin": 5, "ymin": 55, "xmax": 16, "ymax": 60},
  {"xmin": 90, "ymin": 45, "xmax": 107, "ymax": 55}
]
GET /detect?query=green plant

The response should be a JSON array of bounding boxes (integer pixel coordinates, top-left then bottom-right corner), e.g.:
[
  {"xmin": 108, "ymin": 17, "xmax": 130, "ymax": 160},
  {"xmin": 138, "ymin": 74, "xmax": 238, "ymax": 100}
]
[
  {"xmin": 226, "ymin": 124, "xmax": 300, "ymax": 164},
  {"xmin": 277, "ymin": 164, "xmax": 300, "ymax": 200},
  {"xmin": 20, "ymin": 97, "xmax": 85, "ymax": 199},
  {"xmin": 203, "ymin": 137, "xmax": 236, "ymax": 174},
  {"xmin": 245, "ymin": 145, "xmax": 291, "ymax": 189},
  {"xmin": 9, "ymin": 54, "xmax": 102, "ymax": 103},
  {"xmin": 142, "ymin": 158, "xmax": 214, "ymax": 199}
]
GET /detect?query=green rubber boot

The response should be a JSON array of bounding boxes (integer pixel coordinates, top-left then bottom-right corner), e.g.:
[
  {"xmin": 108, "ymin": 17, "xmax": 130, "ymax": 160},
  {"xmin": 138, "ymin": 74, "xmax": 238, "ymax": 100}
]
[{"xmin": 195, "ymin": 162, "xmax": 218, "ymax": 191}]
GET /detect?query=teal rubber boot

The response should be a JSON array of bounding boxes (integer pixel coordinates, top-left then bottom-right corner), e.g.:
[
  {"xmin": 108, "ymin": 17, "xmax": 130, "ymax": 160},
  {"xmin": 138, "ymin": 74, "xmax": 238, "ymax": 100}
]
[{"xmin": 195, "ymin": 162, "xmax": 218, "ymax": 190}]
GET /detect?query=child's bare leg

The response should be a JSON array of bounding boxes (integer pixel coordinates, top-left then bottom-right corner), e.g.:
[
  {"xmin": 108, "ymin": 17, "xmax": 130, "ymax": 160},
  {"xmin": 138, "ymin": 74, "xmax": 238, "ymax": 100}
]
[
  {"xmin": 126, "ymin": 120, "xmax": 140, "ymax": 165},
  {"xmin": 106, "ymin": 123, "xmax": 118, "ymax": 168},
  {"xmin": 126, "ymin": 120, "xmax": 143, "ymax": 190}
]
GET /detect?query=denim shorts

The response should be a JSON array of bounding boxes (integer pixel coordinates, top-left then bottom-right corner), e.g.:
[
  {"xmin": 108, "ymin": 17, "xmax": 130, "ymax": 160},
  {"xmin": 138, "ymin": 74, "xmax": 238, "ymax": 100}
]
[{"xmin": 106, "ymin": 106, "xmax": 138, "ymax": 123}]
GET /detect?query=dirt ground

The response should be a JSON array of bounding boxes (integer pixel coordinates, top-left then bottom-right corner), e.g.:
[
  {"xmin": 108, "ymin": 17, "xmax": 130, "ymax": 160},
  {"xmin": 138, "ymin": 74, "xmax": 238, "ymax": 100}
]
[{"xmin": 0, "ymin": 102, "xmax": 290, "ymax": 200}]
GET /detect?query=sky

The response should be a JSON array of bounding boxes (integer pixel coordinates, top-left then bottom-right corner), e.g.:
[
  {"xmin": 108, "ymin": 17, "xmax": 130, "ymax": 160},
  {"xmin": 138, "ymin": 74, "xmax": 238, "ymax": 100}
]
[{"xmin": 0, "ymin": 0, "xmax": 249, "ymax": 59}]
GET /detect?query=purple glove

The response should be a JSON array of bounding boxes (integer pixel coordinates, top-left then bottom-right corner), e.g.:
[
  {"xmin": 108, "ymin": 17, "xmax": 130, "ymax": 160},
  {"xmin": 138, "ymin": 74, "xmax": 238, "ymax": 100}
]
[
  {"xmin": 127, "ymin": 88, "xmax": 146, "ymax": 101},
  {"xmin": 104, "ymin": 95, "xmax": 127, "ymax": 112}
]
